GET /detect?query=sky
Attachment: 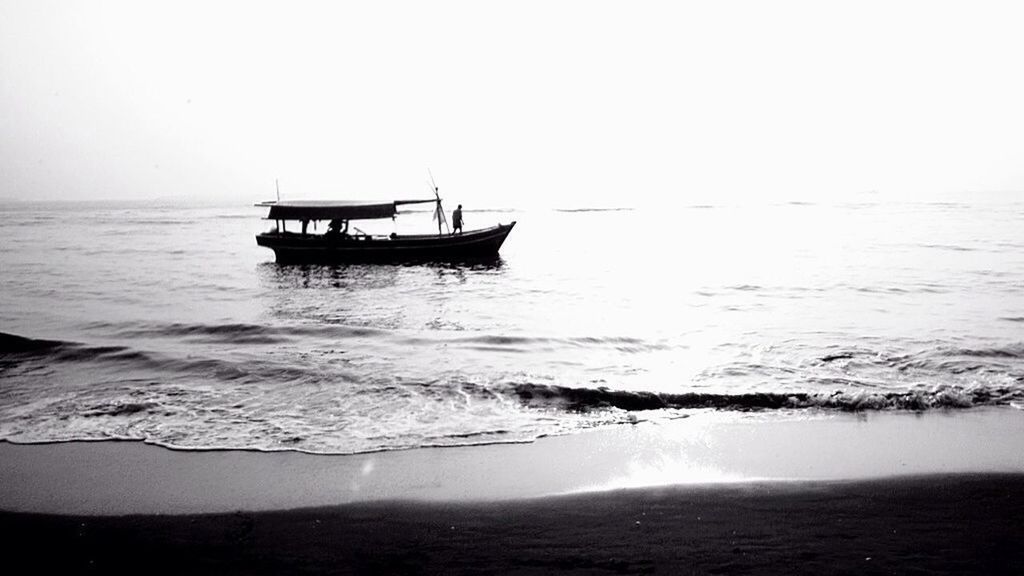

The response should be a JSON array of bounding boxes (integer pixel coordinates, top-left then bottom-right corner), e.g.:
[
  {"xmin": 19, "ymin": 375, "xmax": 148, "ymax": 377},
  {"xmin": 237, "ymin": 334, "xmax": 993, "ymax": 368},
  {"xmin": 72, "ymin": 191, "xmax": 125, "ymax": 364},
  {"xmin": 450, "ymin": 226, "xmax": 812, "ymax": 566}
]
[{"xmin": 1, "ymin": 0, "xmax": 1023, "ymax": 208}]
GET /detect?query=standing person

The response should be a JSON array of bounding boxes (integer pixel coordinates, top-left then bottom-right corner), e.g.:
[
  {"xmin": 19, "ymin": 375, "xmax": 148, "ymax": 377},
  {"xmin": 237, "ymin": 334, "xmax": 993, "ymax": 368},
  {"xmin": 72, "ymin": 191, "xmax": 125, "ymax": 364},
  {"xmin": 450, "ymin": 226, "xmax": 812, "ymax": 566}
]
[{"xmin": 452, "ymin": 204, "xmax": 464, "ymax": 235}]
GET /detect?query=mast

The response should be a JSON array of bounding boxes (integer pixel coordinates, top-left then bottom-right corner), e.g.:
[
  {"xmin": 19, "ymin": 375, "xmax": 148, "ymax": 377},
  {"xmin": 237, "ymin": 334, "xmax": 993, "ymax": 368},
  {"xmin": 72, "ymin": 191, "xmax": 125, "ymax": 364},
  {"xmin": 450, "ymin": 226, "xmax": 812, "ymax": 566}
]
[
  {"xmin": 436, "ymin": 192, "xmax": 443, "ymax": 235},
  {"xmin": 428, "ymin": 169, "xmax": 449, "ymax": 235}
]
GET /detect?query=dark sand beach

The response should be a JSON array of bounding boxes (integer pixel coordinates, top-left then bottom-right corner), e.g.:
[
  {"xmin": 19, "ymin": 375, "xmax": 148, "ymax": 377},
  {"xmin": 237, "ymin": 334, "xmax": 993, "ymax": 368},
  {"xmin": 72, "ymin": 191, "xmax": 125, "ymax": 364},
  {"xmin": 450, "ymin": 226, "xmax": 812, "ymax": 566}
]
[{"xmin": 3, "ymin": 474, "xmax": 1023, "ymax": 575}]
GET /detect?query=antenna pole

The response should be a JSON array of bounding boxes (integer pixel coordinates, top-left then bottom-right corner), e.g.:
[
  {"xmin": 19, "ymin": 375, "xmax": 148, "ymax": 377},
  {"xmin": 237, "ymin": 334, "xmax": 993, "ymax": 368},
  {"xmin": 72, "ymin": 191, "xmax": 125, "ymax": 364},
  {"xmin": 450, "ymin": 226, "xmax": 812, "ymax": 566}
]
[
  {"xmin": 275, "ymin": 179, "xmax": 280, "ymax": 202},
  {"xmin": 427, "ymin": 169, "xmax": 450, "ymax": 235},
  {"xmin": 436, "ymin": 189, "xmax": 443, "ymax": 235}
]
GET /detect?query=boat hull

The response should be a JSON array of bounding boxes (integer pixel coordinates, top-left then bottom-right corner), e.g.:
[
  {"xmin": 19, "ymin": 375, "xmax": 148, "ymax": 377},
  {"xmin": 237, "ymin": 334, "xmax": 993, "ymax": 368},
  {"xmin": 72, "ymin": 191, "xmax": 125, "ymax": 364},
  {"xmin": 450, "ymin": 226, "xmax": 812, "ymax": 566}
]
[{"xmin": 256, "ymin": 222, "xmax": 516, "ymax": 264}]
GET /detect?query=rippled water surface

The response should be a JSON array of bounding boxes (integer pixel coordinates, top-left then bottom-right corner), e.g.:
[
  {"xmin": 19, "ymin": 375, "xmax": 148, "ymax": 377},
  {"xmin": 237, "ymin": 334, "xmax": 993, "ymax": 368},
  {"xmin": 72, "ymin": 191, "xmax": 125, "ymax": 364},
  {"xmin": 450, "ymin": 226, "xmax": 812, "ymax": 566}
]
[{"xmin": 1, "ymin": 196, "xmax": 1023, "ymax": 453}]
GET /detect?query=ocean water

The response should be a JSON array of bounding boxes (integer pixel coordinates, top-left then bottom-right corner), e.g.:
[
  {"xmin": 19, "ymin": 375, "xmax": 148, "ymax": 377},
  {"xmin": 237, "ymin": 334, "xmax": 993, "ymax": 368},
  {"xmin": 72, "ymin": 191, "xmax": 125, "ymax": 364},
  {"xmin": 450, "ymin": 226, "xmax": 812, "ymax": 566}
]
[{"xmin": 1, "ymin": 195, "xmax": 1023, "ymax": 454}]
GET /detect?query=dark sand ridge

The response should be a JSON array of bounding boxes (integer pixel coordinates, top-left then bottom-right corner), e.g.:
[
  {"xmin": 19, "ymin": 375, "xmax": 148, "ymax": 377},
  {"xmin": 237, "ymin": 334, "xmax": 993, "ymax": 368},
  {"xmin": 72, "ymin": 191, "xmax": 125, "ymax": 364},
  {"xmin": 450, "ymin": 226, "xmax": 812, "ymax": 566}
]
[
  {"xmin": 1, "ymin": 409, "xmax": 1022, "ymax": 574},
  {"xmin": 2, "ymin": 475, "xmax": 1022, "ymax": 575}
]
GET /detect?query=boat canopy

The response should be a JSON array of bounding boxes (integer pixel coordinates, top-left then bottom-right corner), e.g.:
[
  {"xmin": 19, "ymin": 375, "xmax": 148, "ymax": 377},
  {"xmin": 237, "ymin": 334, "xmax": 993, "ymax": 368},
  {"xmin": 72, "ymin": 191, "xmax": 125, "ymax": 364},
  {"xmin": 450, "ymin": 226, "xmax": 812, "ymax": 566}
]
[{"xmin": 258, "ymin": 199, "xmax": 437, "ymax": 221}]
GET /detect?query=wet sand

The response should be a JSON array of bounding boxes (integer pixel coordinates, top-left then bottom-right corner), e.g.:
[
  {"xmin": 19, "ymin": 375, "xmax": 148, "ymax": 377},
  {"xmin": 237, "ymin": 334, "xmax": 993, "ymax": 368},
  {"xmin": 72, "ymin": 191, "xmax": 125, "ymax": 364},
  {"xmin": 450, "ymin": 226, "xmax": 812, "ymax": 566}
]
[
  {"xmin": 1, "ymin": 409, "xmax": 1022, "ymax": 573},
  {"xmin": 2, "ymin": 475, "xmax": 1023, "ymax": 575},
  {"xmin": 2, "ymin": 408, "xmax": 1023, "ymax": 515}
]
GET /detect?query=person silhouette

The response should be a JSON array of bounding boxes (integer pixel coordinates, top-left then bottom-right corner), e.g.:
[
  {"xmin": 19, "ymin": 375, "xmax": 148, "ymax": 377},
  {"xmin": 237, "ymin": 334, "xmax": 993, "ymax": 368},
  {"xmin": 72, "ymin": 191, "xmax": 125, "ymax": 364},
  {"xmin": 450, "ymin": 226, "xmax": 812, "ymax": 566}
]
[{"xmin": 452, "ymin": 204, "xmax": 463, "ymax": 235}]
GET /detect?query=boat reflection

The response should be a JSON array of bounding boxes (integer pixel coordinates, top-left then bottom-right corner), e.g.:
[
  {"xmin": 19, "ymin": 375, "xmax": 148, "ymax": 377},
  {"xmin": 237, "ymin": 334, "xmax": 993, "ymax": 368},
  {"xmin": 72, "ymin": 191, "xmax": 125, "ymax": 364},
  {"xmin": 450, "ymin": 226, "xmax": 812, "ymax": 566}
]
[
  {"xmin": 255, "ymin": 258, "xmax": 508, "ymax": 330},
  {"xmin": 258, "ymin": 258, "xmax": 505, "ymax": 287}
]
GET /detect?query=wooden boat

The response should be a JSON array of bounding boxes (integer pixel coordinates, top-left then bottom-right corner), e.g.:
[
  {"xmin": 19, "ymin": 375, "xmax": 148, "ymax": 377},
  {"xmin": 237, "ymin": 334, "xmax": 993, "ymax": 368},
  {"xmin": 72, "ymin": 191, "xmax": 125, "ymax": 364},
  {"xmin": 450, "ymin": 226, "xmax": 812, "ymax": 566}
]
[{"xmin": 255, "ymin": 199, "xmax": 515, "ymax": 264}]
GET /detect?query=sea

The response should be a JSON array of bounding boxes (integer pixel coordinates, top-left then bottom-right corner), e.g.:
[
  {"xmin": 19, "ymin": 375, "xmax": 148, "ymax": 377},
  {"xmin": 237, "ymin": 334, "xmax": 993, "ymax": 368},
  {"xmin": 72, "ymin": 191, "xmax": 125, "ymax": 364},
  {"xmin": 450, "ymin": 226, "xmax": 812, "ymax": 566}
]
[{"xmin": 1, "ymin": 193, "xmax": 1023, "ymax": 454}]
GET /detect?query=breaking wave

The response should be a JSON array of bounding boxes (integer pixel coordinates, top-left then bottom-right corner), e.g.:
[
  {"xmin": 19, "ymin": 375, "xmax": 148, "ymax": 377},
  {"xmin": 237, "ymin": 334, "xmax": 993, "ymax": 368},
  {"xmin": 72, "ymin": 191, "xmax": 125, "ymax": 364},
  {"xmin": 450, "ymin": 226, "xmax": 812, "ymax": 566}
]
[
  {"xmin": 509, "ymin": 383, "xmax": 1024, "ymax": 412},
  {"xmin": 0, "ymin": 332, "xmax": 150, "ymax": 364},
  {"xmin": 0, "ymin": 332, "xmax": 64, "ymax": 354},
  {"xmin": 4, "ymin": 331, "xmax": 1024, "ymax": 415},
  {"xmin": 3, "ymin": 329, "xmax": 1024, "ymax": 453}
]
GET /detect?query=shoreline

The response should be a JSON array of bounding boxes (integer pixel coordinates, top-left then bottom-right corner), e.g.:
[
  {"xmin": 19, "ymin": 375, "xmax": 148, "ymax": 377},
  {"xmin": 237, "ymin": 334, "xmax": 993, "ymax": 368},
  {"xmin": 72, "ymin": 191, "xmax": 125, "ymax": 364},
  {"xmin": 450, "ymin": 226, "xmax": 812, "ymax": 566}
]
[
  {"xmin": 2, "ymin": 408, "xmax": 1022, "ymax": 574},
  {"xmin": 1, "ymin": 407, "xmax": 1021, "ymax": 515}
]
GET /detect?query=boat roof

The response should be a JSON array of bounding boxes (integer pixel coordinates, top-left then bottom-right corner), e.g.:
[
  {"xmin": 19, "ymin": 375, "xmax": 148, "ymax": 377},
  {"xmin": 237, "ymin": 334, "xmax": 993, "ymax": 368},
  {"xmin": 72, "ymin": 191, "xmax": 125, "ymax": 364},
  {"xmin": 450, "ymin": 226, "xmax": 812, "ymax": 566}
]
[{"xmin": 257, "ymin": 199, "xmax": 436, "ymax": 220}]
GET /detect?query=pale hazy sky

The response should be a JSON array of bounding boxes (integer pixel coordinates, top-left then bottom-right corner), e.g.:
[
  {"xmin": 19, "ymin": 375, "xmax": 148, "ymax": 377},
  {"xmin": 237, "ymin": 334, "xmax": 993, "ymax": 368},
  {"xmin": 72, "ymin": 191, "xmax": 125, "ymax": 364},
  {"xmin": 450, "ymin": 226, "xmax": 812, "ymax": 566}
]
[{"xmin": 1, "ymin": 0, "xmax": 1022, "ymax": 208}]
